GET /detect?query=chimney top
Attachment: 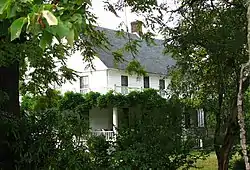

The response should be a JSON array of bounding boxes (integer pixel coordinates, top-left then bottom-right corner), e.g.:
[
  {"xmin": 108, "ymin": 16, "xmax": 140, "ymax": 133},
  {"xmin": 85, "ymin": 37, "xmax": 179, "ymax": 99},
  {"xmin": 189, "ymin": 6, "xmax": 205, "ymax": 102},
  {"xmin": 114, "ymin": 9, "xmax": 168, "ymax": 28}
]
[{"xmin": 131, "ymin": 20, "xmax": 142, "ymax": 36}]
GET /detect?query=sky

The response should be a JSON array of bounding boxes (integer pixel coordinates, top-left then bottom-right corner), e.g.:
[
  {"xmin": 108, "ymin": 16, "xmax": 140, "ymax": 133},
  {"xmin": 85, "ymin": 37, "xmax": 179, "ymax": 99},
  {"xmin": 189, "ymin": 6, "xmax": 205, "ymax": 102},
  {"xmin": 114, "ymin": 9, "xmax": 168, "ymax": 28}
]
[
  {"xmin": 90, "ymin": 0, "xmax": 178, "ymax": 34},
  {"xmin": 91, "ymin": 0, "xmax": 143, "ymax": 31}
]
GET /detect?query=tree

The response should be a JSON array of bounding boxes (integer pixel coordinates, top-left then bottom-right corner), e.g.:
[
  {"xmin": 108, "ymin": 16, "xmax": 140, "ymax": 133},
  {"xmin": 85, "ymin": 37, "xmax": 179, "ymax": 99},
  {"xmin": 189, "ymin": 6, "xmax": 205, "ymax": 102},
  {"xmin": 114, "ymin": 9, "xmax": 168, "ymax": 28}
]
[
  {"xmin": 115, "ymin": 0, "xmax": 249, "ymax": 169},
  {"xmin": 0, "ymin": 0, "xmax": 112, "ymax": 168},
  {"xmin": 0, "ymin": 0, "xmax": 154, "ymax": 168},
  {"xmin": 162, "ymin": 1, "xmax": 247, "ymax": 169},
  {"xmin": 0, "ymin": 0, "xmax": 112, "ymax": 115},
  {"xmin": 236, "ymin": 2, "xmax": 250, "ymax": 170}
]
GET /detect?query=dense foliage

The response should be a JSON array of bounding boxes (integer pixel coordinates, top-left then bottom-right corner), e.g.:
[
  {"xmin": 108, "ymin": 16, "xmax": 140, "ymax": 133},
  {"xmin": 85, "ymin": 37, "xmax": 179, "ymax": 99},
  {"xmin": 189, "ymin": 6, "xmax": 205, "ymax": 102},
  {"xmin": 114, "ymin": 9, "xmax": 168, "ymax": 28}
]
[
  {"xmin": 18, "ymin": 89, "xmax": 206, "ymax": 169},
  {"xmin": 119, "ymin": 0, "xmax": 248, "ymax": 169},
  {"xmin": 2, "ymin": 0, "xmax": 250, "ymax": 169}
]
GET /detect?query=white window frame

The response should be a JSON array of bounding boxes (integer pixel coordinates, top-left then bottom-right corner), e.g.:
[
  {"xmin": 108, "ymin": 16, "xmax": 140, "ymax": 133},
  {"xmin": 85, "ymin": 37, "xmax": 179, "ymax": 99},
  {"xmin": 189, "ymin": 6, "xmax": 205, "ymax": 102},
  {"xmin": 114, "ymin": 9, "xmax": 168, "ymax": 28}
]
[
  {"xmin": 80, "ymin": 76, "xmax": 89, "ymax": 90},
  {"xmin": 121, "ymin": 75, "xmax": 128, "ymax": 94},
  {"xmin": 197, "ymin": 109, "xmax": 205, "ymax": 127}
]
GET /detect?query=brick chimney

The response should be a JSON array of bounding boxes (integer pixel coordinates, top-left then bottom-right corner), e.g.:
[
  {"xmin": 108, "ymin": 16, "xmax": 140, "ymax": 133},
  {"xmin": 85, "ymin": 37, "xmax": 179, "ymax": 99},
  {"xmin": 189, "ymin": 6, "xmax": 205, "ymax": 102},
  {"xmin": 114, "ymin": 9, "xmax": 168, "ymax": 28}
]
[{"xmin": 131, "ymin": 20, "xmax": 142, "ymax": 36}]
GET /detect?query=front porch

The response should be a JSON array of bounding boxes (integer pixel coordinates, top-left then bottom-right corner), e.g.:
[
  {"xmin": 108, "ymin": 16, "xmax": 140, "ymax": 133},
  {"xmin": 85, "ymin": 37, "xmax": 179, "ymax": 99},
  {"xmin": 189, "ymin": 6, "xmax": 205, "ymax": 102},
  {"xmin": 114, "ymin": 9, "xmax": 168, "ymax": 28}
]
[
  {"xmin": 89, "ymin": 106, "xmax": 138, "ymax": 141},
  {"xmin": 89, "ymin": 107, "xmax": 119, "ymax": 141},
  {"xmin": 91, "ymin": 130, "xmax": 115, "ymax": 141}
]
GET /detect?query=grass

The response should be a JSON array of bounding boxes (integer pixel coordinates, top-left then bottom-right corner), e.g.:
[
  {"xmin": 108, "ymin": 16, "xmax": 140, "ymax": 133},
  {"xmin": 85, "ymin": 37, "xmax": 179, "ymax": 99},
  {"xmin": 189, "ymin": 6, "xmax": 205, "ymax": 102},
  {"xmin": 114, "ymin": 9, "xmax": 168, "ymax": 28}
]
[
  {"xmin": 180, "ymin": 152, "xmax": 244, "ymax": 170},
  {"xmin": 190, "ymin": 153, "xmax": 217, "ymax": 170},
  {"xmin": 188, "ymin": 152, "xmax": 242, "ymax": 170}
]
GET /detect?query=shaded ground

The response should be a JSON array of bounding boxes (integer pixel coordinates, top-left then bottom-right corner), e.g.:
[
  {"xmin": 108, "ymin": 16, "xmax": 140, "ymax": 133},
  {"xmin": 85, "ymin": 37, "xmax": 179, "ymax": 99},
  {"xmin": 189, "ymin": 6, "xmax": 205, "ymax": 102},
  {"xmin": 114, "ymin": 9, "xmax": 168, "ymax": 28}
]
[{"xmin": 190, "ymin": 153, "xmax": 217, "ymax": 170}]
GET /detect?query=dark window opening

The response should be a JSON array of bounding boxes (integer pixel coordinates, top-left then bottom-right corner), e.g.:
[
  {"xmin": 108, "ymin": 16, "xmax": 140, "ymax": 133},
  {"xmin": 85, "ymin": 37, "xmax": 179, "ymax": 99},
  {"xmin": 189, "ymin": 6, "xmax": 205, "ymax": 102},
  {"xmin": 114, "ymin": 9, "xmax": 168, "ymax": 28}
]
[
  {"xmin": 159, "ymin": 79, "xmax": 165, "ymax": 90},
  {"xmin": 121, "ymin": 75, "xmax": 128, "ymax": 86},
  {"xmin": 144, "ymin": 76, "xmax": 150, "ymax": 88}
]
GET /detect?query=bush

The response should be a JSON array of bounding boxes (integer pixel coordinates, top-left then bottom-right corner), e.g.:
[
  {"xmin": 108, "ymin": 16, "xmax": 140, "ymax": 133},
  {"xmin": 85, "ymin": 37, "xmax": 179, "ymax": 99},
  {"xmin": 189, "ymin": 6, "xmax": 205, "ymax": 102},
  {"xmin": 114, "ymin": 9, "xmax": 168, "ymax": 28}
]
[
  {"xmin": 87, "ymin": 135, "xmax": 112, "ymax": 168},
  {"xmin": 110, "ymin": 95, "xmax": 203, "ymax": 169},
  {"xmin": 15, "ymin": 109, "xmax": 91, "ymax": 169},
  {"xmin": 17, "ymin": 90, "xmax": 205, "ymax": 169},
  {"xmin": 232, "ymin": 159, "xmax": 245, "ymax": 170}
]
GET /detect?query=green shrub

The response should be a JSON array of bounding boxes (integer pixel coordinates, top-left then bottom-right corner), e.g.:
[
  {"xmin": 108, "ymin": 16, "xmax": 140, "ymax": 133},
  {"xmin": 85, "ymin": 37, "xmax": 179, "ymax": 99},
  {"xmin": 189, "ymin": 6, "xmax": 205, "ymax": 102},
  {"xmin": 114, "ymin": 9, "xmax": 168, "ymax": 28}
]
[
  {"xmin": 58, "ymin": 91, "xmax": 85, "ymax": 111},
  {"xmin": 232, "ymin": 159, "xmax": 245, "ymax": 170},
  {"xmin": 15, "ymin": 109, "xmax": 91, "ymax": 169},
  {"xmin": 17, "ymin": 90, "xmax": 205, "ymax": 169},
  {"xmin": 87, "ymin": 135, "xmax": 112, "ymax": 168}
]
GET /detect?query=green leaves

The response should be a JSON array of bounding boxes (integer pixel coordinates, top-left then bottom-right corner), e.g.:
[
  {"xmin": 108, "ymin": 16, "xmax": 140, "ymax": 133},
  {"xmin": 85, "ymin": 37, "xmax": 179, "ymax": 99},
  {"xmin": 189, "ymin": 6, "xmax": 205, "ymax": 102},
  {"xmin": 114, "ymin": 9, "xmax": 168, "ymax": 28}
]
[
  {"xmin": 66, "ymin": 29, "xmax": 75, "ymax": 46},
  {"xmin": 1, "ymin": 0, "xmax": 97, "ymax": 50},
  {"xmin": 84, "ymin": 0, "xmax": 92, "ymax": 5},
  {"xmin": 0, "ymin": 0, "xmax": 10, "ymax": 15},
  {"xmin": 10, "ymin": 17, "xmax": 27, "ymax": 41},
  {"xmin": 39, "ymin": 31, "xmax": 53, "ymax": 49},
  {"xmin": 42, "ymin": 10, "xmax": 58, "ymax": 26},
  {"xmin": 125, "ymin": 59, "xmax": 147, "ymax": 76}
]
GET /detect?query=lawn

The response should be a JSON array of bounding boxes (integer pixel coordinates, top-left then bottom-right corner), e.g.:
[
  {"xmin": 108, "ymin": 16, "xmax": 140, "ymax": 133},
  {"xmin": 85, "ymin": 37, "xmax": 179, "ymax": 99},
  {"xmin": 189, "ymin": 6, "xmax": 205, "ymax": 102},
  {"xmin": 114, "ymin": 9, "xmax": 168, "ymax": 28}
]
[
  {"xmin": 190, "ymin": 153, "xmax": 218, "ymax": 170},
  {"xmin": 188, "ymin": 152, "xmax": 243, "ymax": 170}
]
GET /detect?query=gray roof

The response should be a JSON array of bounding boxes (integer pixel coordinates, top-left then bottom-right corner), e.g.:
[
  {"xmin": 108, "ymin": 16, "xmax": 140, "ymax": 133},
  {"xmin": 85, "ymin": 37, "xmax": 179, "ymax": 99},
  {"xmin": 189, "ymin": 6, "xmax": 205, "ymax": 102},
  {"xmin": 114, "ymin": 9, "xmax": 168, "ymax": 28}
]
[{"xmin": 95, "ymin": 27, "xmax": 176, "ymax": 75}]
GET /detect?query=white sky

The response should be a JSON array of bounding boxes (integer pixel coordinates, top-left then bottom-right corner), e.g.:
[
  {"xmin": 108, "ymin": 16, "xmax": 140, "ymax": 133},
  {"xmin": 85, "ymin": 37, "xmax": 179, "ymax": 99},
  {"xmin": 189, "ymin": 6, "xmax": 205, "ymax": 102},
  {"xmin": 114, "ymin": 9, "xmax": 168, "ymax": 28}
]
[
  {"xmin": 91, "ymin": 0, "xmax": 143, "ymax": 31},
  {"xmin": 91, "ymin": 0, "xmax": 178, "ymax": 34}
]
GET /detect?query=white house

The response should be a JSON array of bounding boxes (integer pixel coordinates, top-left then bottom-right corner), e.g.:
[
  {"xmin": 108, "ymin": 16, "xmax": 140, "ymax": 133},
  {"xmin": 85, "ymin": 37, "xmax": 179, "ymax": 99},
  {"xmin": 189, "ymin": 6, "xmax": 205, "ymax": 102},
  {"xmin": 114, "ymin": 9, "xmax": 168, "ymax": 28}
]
[
  {"xmin": 57, "ymin": 22, "xmax": 176, "ymax": 141},
  {"xmin": 58, "ymin": 22, "xmax": 205, "ymax": 144},
  {"xmin": 59, "ymin": 22, "xmax": 175, "ymax": 96}
]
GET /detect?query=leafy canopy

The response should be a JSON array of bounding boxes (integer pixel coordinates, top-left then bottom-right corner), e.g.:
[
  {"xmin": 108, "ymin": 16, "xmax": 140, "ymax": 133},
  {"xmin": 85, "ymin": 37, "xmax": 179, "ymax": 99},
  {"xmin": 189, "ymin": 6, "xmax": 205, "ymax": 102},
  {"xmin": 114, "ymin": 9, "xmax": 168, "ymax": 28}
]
[{"xmin": 0, "ymin": 0, "xmax": 92, "ymax": 48}]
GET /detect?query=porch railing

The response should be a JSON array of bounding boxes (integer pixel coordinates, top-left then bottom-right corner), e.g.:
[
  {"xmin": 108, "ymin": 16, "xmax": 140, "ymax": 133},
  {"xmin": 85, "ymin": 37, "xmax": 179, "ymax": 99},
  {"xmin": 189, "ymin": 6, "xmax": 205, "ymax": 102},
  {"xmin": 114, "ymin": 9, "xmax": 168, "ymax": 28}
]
[
  {"xmin": 80, "ymin": 86, "xmax": 169, "ymax": 98},
  {"xmin": 80, "ymin": 87, "xmax": 113, "ymax": 94},
  {"xmin": 91, "ymin": 131, "xmax": 115, "ymax": 141},
  {"xmin": 114, "ymin": 85, "xmax": 142, "ymax": 95}
]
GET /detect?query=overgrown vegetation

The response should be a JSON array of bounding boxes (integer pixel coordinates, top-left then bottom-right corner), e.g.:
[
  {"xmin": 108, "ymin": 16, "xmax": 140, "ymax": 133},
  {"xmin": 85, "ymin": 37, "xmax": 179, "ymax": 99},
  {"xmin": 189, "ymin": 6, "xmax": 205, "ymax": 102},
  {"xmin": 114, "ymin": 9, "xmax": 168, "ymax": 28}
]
[
  {"xmin": 15, "ymin": 89, "xmax": 206, "ymax": 169},
  {"xmin": 1, "ymin": 0, "xmax": 250, "ymax": 169}
]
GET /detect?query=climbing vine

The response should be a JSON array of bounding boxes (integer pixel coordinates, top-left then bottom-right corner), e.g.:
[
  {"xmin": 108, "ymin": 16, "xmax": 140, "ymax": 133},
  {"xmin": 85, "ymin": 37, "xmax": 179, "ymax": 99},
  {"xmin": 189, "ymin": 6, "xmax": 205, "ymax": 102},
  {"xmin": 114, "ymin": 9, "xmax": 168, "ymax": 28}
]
[
  {"xmin": 22, "ymin": 88, "xmax": 169, "ymax": 114},
  {"xmin": 19, "ymin": 89, "xmax": 207, "ymax": 169}
]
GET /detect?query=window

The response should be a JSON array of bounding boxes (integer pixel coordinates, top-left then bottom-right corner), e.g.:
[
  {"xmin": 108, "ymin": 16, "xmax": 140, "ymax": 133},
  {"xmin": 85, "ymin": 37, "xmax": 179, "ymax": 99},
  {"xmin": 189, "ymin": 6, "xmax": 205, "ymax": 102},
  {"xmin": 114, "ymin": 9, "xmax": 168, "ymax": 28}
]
[
  {"xmin": 143, "ymin": 76, "xmax": 150, "ymax": 88},
  {"xmin": 197, "ymin": 109, "xmax": 205, "ymax": 127},
  {"xmin": 80, "ymin": 76, "xmax": 89, "ymax": 89},
  {"xmin": 159, "ymin": 79, "xmax": 165, "ymax": 90},
  {"xmin": 121, "ymin": 76, "xmax": 128, "ymax": 94},
  {"xmin": 121, "ymin": 75, "xmax": 128, "ymax": 86}
]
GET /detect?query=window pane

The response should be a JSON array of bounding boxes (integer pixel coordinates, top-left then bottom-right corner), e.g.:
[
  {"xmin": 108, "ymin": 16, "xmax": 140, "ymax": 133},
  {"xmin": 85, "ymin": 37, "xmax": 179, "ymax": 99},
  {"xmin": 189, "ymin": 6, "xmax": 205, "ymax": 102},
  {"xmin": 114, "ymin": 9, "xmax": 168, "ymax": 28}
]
[
  {"xmin": 144, "ymin": 76, "xmax": 149, "ymax": 88},
  {"xmin": 159, "ymin": 79, "xmax": 165, "ymax": 90},
  {"xmin": 80, "ymin": 76, "xmax": 89, "ymax": 89},
  {"xmin": 121, "ymin": 76, "xmax": 128, "ymax": 86},
  {"xmin": 197, "ymin": 109, "xmax": 205, "ymax": 127}
]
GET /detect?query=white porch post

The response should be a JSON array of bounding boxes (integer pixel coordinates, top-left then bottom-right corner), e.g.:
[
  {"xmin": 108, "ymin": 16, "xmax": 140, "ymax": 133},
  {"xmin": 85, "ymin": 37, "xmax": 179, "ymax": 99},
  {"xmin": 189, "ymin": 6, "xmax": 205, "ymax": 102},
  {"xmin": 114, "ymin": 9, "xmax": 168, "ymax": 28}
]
[
  {"xmin": 113, "ymin": 107, "xmax": 118, "ymax": 135},
  {"xmin": 199, "ymin": 139, "xmax": 203, "ymax": 148}
]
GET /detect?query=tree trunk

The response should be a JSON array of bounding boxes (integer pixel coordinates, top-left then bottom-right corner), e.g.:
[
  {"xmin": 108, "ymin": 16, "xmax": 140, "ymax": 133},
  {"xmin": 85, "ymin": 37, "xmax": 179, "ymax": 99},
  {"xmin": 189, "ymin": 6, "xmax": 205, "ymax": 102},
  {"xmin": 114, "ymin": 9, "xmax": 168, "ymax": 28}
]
[
  {"xmin": 237, "ymin": 65, "xmax": 250, "ymax": 170},
  {"xmin": 214, "ymin": 97, "xmax": 238, "ymax": 170},
  {"xmin": 217, "ymin": 154, "xmax": 229, "ymax": 170},
  {"xmin": 0, "ymin": 61, "xmax": 20, "ymax": 115},
  {"xmin": 217, "ymin": 121, "xmax": 236, "ymax": 170},
  {"xmin": 215, "ymin": 122, "xmax": 236, "ymax": 170},
  {"xmin": 0, "ymin": 61, "xmax": 20, "ymax": 170},
  {"xmin": 234, "ymin": 3, "xmax": 250, "ymax": 170},
  {"xmin": 215, "ymin": 118, "xmax": 237, "ymax": 170}
]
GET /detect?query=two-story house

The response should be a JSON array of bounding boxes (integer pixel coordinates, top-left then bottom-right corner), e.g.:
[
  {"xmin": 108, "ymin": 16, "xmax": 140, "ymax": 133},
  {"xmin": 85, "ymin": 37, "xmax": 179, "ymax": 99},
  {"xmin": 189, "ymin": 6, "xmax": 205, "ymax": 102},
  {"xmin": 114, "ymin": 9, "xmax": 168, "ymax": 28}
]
[
  {"xmin": 58, "ymin": 21, "xmax": 205, "ymax": 146},
  {"xmin": 60, "ymin": 23, "xmax": 175, "ymax": 96}
]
